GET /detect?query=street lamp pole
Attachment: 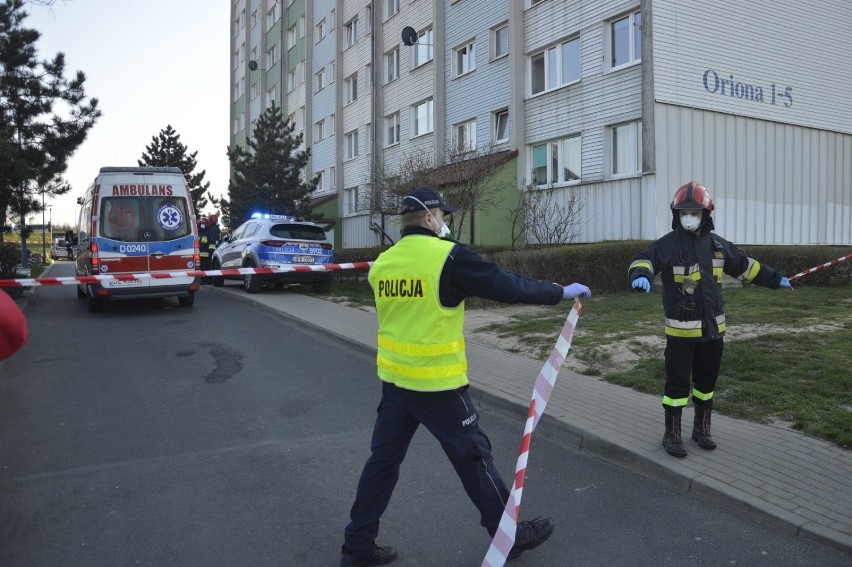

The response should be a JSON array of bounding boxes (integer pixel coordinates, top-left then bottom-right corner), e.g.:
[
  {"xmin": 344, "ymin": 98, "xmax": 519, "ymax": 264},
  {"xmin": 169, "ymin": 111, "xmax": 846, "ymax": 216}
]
[{"xmin": 41, "ymin": 190, "xmax": 46, "ymax": 262}]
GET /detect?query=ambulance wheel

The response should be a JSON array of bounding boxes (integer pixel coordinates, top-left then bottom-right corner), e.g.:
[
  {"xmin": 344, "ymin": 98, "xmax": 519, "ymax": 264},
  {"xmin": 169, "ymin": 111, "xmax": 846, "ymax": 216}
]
[
  {"xmin": 243, "ymin": 260, "xmax": 262, "ymax": 294},
  {"xmin": 178, "ymin": 293, "xmax": 195, "ymax": 307},
  {"xmin": 87, "ymin": 293, "xmax": 104, "ymax": 313}
]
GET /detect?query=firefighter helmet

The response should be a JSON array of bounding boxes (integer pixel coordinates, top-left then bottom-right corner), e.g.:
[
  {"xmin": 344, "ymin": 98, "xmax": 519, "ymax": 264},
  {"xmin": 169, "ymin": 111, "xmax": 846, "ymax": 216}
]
[{"xmin": 671, "ymin": 182, "xmax": 713, "ymax": 212}]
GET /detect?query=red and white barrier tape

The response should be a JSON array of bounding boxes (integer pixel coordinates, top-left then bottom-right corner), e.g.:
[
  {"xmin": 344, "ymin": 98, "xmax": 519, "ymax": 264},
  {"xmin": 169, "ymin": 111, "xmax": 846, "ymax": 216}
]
[
  {"xmin": 0, "ymin": 262, "xmax": 374, "ymax": 288},
  {"xmin": 482, "ymin": 300, "xmax": 583, "ymax": 567},
  {"xmin": 788, "ymin": 252, "xmax": 852, "ymax": 282}
]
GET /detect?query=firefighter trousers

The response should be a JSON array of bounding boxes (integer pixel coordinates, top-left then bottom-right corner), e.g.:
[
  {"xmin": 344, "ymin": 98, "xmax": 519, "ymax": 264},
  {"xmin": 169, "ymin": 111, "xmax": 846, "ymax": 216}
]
[{"xmin": 663, "ymin": 337, "xmax": 723, "ymax": 406}]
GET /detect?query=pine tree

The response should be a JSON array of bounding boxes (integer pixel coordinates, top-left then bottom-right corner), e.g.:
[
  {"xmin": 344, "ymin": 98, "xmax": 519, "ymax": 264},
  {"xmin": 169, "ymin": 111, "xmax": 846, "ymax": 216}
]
[
  {"xmin": 226, "ymin": 103, "xmax": 319, "ymax": 228},
  {"xmin": 138, "ymin": 124, "xmax": 212, "ymax": 213},
  {"xmin": 0, "ymin": 0, "xmax": 100, "ymax": 256}
]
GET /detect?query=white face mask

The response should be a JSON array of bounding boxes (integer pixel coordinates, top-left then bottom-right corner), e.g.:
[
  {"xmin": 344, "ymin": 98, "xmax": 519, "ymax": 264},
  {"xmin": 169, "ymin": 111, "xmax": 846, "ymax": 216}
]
[
  {"xmin": 680, "ymin": 213, "xmax": 702, "ymax": 232},
  {"xmin": 407, "ymin": 195, "xmax": 452, "ymax": 238}
]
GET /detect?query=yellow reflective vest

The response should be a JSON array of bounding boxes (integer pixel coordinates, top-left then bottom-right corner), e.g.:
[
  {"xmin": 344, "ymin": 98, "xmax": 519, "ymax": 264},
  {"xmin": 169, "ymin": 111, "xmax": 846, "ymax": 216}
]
[{"xmin": 368, "ymin": 235, "xmax": 467, "ymax": 391}]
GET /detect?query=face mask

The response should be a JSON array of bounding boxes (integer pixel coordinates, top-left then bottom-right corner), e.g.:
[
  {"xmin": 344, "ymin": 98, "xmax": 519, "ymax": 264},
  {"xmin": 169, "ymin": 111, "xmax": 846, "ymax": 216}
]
[
  {"xmin": 407, "ymin": 195, "xmax": 452, "ymax": 238},
  {"xmin": 680, "ymin": 214, "xmax": 701, "ymax": 232}
]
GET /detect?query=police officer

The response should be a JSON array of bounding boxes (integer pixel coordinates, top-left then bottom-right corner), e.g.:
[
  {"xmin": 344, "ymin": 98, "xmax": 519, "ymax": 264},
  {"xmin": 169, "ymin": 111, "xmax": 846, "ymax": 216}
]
[
  {"xmin": 340, "ymin": 187, "xmax": 592, "ymax": 566},
  {"xmin": 628, "ymin": 182, "xmax": 792, "ymax": 458}
]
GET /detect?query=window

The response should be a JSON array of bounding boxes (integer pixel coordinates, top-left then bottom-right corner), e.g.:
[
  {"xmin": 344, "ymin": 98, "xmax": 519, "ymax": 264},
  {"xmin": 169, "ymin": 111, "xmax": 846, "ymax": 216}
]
[
  {"xmin": 345, "ymin": 129, "xmax": 359, "ymax": 160},
  {"xmin": 385, "ymin": 112, "xmax": 400, "ymax": 146},
  {"xmin": 317, "ymin": 17, "xmax": 329, "ymax": 42},
  {"xmin": 412, "ymin": 98, "xmax": 434, "ymax": 137},
  {"xmin": 345, "ymin": 186, "xmax": 360, "ymax": 214},
  {"xmin": 611, "ymin": 121, "xmax": 642, "ymax": 175},
  {"xmin": 315, "ymin": 170, "xmax": 325, "ymax": 191},
  {"xmin": 530, "ymin": 36, "xmax": 580, "ymax": 95},
  {"xmin": 528, "ymin": 0, "xmax": 547, "ymax": 6},
  {"xmin": 366, "ymin": 123, "xmax": 372, "ymax": 154},
  {"xmin": 315, "ymin": 119, "xmax": 326, "ymax": 141},
  {"xmin": 266, "ymin": 2, "xmax": 280, "ymax": 28},
  {"xmin": 531, "ymin": 135, "xmax": 582, "ymax": 186},
  {"xmin": 330, "ymin": 166, "xmax": 336, "ymax": 189},
  {"xmin": 251, "ymin": 46, "xmax": 257, "ymax": 62},
  {"xmin": 316, "ymin": 64, "xmax": 332, "ymax": 92},
  {"xmin": 267, "ymin": 86, "xmax": 277, "ymax": 107},
  {"xmin": 287, "ymin": 68, "xmax": 296, "ymax": 91},
  {"xmin": 454, "ymin": 40, "xmax": 476, "ymax": 77},
  {"xmin": 287, "ymin": 22, "xmax": 297, "ymax": 48},
  {"xmin": 453, "ymin": 120, "xmax": 477, "ymax": 153},
  {"xmin": 386, "ymin": 0, "xmax": 399, "ymax": 20},
  {"xmin": 298, "ymin": 15, "xmax": 305, "ymax": 38},
  {"xmin": 345, "ymin": 73, "xmax": 358, "ymax": 104},
  {"xmin": 493, "ymin": 109, "xmax": 509, "ymax": 143},
  {"xmin": 266, "ymin": 46, "xmax": 276, "ymax": 68},
  {"xmin": 414, "ymin": 28, "xmax": 433, "ymax": 67},
  {"xmin": 233, "ymin": 79, "xmax": 242, "ymax": 98},
  {"xmin": 492, "ymin": 23, "xmax": 508, "ymax": 59},
  {"xmin": 288, "ymin": 111, "xmax": 296, "ymax": 127},
  {"xmin": 346, "ymin": 16, "xmax": 359, "ymax": 48},
  {"xmin": 366, "ymin": 4, "xmax": 372, "ymax": 32},
  {"xmin": 250, "ymin": 83, "xmax": 258, "ymax": 100},
  {"xmin": 386, "ymin": 48, "xmax": 399, "ymax": 83},
  {"xmin": 610, "ymin": 10, "xmax": 641, "ymax": 69},
  {"xmin": 365, "ymin": 64, "xmax": 372, "ymax": 92}
]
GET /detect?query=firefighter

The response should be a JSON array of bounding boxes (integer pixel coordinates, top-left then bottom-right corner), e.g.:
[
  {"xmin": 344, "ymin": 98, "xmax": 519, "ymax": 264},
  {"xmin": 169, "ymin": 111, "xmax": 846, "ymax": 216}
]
[
  {"xmin": 198, "ymin": 218, "xmax": 211, "ymax": 284},
  {"xmin": 207, "ymin": 214, "xmax": 221, "ymax": 255},
  {"xmin": 627, "ymin": 182, "xmax": 791, "ymax": 458}
]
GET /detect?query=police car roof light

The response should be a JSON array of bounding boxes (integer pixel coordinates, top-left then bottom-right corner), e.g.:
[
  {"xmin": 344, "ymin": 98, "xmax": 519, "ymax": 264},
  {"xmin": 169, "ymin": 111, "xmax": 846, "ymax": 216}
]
[{"xmin": 251, "ymin": 212, "xmax": 296, "ymax": 221}]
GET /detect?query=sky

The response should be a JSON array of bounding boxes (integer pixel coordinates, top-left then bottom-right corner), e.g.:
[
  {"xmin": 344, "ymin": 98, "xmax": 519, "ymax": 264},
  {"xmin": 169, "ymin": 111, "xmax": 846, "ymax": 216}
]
[{"xmin": 23, "ymin": 0, "xmax": 231, "ymax": 229}]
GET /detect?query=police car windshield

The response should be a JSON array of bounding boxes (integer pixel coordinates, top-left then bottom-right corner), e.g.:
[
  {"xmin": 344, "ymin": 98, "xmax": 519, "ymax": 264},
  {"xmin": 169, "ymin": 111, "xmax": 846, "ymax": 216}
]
[
  {"xmin": 100, "ymin": 196, "xmax": 192, "ymax": 242},
  {"xmin": 269, "ymin": 223, "xmax": 326, "ymax": 241}
]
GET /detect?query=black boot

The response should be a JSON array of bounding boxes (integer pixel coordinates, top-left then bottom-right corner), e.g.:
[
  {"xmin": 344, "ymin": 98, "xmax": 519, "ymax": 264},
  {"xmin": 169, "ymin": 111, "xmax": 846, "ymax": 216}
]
[
  {"xmin": 692, "ymin": 402, "xmax": 717, "ymax": 449},
  {"xmin": 663, "ymin": 407, "xmax": 687, "ymax": 458}
]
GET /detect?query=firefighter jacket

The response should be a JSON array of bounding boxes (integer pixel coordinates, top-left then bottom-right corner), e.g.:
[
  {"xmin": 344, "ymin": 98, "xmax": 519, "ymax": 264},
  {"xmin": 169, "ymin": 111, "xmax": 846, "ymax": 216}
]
[
  {"xmin": 628, "ymin": 225, "xmax": 783, "ymax": 341},
  {"xmin": 198, "ymin": 232, "xmax": 210, "ymax": 259}
]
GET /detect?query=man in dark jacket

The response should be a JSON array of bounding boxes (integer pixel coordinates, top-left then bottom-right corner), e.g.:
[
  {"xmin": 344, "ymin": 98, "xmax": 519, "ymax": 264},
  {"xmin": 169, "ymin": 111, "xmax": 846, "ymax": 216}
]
[
  {"xmin": 340, "ymin": 187, "xmax": 591, "ymax": 566},
  {"xmin": 627, "ymin": 182, "xmax": 791, "ymax": 458}
]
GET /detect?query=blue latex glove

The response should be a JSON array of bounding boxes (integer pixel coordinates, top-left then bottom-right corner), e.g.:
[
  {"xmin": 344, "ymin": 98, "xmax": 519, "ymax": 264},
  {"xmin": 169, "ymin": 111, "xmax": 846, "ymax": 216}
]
[
  {"xmin": 632, "ymin": 277, "xmax": 651, "ymax": 293},
  {"xmin": 562, "ymin": 283, "xmax": 591, "ymax": 300},
  {"xmin": 779, "ymin": 277, "xmax": 792, "ymax": 289}
]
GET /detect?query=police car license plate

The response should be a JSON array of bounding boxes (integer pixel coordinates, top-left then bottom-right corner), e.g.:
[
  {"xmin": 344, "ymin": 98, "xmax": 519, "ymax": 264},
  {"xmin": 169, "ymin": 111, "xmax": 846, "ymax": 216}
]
[{"xmin": 293, "ymin": 255, "xmax": 315, "ymax": 264}]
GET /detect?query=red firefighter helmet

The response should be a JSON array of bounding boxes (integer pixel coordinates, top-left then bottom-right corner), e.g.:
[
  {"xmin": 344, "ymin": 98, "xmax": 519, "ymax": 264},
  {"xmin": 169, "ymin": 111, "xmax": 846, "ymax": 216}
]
[{"xmin": 671, "ymin": 182, "xmax": 714, "ymax": 212}]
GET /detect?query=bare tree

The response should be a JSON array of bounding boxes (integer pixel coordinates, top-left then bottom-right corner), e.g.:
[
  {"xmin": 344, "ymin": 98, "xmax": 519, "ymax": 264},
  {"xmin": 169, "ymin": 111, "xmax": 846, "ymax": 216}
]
[
  {"xmin": 370, "ymin": 146, "xmax": 437, "ymax": 215},
  {"xmin": 507, "ymin": 181, "xmax": 588, "ymax": 248},
  {"xmin": 371, "ymin": 144, "xmax": 515, "ymax": 245}
]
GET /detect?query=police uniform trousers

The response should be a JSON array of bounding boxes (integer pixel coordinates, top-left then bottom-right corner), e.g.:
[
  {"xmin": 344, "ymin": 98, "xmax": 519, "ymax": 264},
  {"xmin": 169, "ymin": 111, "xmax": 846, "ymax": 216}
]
[
  {"xmin": 663, "ymin": 337, "xmax": 724, "ymax": 404},
  {"xmin": 343, "ymin": 381, "xmax": 510, "ymax": 555}
]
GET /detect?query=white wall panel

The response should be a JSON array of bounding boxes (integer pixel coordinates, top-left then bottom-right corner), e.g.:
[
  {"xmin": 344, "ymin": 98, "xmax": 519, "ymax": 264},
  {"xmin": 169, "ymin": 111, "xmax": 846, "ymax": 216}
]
[
  {"xmin": 654, "ymin": 103, "xmax": 852, "ymax": 244},
  {"xmin": 653, "ymin": 0, "xmax": 852, "ymax": 135}
]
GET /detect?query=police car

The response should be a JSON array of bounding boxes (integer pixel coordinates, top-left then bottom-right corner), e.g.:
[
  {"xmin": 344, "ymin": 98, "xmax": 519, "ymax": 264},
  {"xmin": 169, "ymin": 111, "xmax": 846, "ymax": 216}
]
[{"xmin": 210, "ymin": 213, "xmax": 334, "ymax": 293}]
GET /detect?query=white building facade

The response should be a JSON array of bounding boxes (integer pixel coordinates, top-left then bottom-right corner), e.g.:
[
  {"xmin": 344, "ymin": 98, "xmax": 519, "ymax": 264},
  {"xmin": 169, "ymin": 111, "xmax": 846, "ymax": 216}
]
[{"xmin": 230, "ymin": 0, "xmax": 852, "ymax": 248}]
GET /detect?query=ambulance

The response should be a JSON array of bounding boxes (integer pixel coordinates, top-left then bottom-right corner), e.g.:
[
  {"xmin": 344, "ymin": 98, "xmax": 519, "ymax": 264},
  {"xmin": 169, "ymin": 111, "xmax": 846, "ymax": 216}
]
[{"xmin": 74, "ymin": 166, "xmax": 201, "ymax": 312}]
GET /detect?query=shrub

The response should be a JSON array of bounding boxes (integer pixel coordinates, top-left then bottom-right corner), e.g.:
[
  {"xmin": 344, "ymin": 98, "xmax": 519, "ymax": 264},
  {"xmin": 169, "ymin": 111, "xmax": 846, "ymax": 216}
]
[
  {"xmin": 331, "ymin": 241, "xmax": 851, "ymax": 290},
  {"xmin": 0, "ymin": 243, "xmax": 21, "ymax": 279}
]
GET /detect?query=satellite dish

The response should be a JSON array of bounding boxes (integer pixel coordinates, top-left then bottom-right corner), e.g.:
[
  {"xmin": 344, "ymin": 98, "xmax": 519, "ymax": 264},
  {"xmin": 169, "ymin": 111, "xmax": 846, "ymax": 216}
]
[
  {"xmin": 401, "ymin": 26, "xmax": 418, "ymax": 46},
  {"xmin": 248, "ymin": 60, "xmax": 258, "ymax": 71}
]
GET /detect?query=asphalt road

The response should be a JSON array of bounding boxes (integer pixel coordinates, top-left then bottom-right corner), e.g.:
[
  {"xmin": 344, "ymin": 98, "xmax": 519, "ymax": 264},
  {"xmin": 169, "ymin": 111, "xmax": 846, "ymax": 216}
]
[{"xmin": 0, "ymin": 267, "xmax": 847, "ymax": 566}]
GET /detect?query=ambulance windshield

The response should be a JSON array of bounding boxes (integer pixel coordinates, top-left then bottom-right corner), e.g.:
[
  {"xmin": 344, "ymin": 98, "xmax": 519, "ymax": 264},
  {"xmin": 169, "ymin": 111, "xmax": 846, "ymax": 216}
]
[{"xmin": 100, "ymin": 196, "xmax": 192, "ymax": 242}]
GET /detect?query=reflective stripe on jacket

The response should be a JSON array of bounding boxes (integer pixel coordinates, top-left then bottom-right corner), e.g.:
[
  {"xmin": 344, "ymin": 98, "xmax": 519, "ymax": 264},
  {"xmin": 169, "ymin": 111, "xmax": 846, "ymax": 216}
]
[
  {"xmin": 628, "ymin": 230, "xmax": 782, "ymax": 341},
  {"xmin": 199, "ymin": 235, "xmax": 209, "ymax": 258},
  {"xmin": 368, "ymin": 235, "xmax": 467, "ymax": 391}
]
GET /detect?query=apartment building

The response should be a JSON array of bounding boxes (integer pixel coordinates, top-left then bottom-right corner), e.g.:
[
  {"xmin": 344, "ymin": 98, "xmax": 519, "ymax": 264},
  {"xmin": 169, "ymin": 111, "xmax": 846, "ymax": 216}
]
[{"xmin": 230, "ymin": 0, "xmax": 852, "ymax": 249}]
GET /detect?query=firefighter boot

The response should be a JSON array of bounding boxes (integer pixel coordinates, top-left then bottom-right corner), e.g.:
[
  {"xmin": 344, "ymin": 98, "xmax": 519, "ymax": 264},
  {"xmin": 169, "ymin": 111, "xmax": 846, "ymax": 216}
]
[
  {"xmin": 692, "ymin": 402, "xmax": 717, "ymax": 450},
  {"xmin": 663, "ymin": 407, "xmax": 687, "ymax": 458}
]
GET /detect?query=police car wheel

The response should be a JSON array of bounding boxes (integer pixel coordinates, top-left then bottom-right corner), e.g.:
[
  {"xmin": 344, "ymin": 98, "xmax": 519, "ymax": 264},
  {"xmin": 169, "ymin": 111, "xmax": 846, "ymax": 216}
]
[
  {"xmin": 312, "ymin": 280, "xmax": 331, "ymax": 293},
  {"xmin": 243, "ymin": 260, "xmax": 262, "ymax": 294},
  {"xmin": 211, "ymin": 259, "xmax": 224, "ymax": 287},
  {"xmin": 178, "ymin": 294, "xmax": 195, "ymax": 307}
]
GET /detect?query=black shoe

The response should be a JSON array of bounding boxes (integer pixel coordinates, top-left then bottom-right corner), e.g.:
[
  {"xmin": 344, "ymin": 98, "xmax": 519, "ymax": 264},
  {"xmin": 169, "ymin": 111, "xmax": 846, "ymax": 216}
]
[
  {"xmin": 663, "ymin": 431, "xmax": 688, "ymax": 458},
  {"xmin": 508, "ymin": 517, "xmax": 555, "ymax": 560},
  {"xmin": 340, "ymin": 544, "xmax": 397, "ymax": 567}
]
